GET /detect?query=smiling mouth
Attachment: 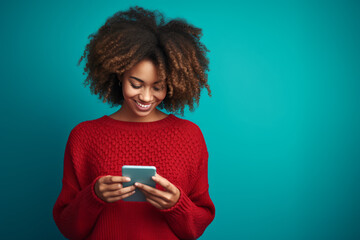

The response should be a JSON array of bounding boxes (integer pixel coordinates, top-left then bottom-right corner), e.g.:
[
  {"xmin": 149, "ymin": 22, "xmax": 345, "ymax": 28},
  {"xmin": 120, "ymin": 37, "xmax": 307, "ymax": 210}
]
[{"xmin": 135, "ymin": 100, "xmax": 151, "ymax": 109}]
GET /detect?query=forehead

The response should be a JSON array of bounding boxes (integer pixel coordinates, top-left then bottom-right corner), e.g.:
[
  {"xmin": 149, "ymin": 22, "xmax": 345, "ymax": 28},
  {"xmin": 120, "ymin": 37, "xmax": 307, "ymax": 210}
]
[
  {"xmin": 119, "ymin": 59, "xmax": 166, "ymax": 84},
  {"xmin": 125, "ymin": 59, "xmax": 164, "ymax": 83}
]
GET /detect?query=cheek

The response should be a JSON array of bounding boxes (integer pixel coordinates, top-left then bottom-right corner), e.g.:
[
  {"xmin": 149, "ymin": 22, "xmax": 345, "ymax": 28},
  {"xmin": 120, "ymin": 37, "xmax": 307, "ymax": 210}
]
[
  {"xmin": 122, "ymin": 86, "xmax": 138, "ymax": 98},
  {"xmin": 156, "ymin": 90, "xmax": 167, "ymax": 101}
]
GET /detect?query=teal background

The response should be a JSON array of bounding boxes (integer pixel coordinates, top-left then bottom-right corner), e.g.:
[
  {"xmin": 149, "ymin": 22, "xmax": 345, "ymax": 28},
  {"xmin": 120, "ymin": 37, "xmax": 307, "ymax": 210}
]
[{"xmin": 1, "ymin": 0, "xmax": 359, "ymax": 239}]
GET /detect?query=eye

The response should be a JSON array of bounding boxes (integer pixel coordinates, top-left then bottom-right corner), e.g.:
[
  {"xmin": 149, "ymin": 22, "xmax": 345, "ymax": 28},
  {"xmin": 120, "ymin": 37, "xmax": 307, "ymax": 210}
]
[
  {"xmin": 153, "ymin": 85, "xmax": 165, "ymax": 91},
  {"xmin": 130, "ymin": 83, "xmax": 141, "ymax": 89}
]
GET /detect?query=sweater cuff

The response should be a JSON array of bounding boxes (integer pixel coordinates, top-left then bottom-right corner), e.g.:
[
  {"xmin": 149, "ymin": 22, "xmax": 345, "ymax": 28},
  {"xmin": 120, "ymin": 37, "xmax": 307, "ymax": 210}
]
[{"xmin": 159, "ymin": 186, "xmax": 193, "ymax": 217}]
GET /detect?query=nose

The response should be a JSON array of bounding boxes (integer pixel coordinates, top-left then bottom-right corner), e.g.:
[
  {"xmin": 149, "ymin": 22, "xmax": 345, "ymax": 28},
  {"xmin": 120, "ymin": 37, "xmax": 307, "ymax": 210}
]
[{"xmin": 139, "ymin": 87, "xmax": 153, "ymax": 103}]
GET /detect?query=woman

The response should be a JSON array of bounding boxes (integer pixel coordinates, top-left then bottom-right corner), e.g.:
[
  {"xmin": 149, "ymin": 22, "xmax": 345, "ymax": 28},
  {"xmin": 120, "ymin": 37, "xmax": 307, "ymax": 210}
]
[{"xmin": 53, "ymin": 6, "xmax": 215, "ymax": 240}]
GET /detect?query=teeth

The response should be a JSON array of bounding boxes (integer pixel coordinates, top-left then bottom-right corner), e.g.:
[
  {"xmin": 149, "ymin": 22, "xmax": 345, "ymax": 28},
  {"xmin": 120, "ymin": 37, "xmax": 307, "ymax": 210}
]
[{"xmin": 136, "ymin": 101, "xmax": 151, "ymax": 108}]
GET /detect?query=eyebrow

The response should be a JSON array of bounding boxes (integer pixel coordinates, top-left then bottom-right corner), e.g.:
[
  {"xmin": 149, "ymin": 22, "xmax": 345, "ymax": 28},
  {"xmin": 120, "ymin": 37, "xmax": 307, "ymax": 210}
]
[{"xmin": 129, "ymin": 76, "xmax": 163, "ymax": 84}]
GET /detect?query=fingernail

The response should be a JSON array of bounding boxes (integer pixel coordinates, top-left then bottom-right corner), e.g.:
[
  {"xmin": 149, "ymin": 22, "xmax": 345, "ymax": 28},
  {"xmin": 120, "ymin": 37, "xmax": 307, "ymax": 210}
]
[
  {"xmin": 152, "ymin": 176, "xmax": 156, "ymax": 180},
  {"xmin": 126, "ymin": 177, "xmax": 131, "ymax": 181},
  {"xmin": 135, "ymin": 182, "xmax": 139, "ymax": 187}
]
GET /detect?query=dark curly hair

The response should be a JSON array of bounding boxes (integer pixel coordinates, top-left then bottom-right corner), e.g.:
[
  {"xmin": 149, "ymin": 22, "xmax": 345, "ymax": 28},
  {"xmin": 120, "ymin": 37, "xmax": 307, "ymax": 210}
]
[{"xmin": 77, "ymin": 6, "xmax": 211, "ymax": 116}]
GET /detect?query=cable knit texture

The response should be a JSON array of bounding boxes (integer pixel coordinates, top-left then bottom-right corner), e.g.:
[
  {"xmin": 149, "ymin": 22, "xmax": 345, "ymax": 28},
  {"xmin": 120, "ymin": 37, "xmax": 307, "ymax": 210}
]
[{"xmin": 53, "ymin": 114, "xmax": 215, "ymax": 240}]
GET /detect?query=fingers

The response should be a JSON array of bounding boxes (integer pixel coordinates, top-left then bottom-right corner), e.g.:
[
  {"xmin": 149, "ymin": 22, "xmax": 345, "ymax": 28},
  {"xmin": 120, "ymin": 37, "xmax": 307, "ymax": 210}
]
[
  {"xmin": 152, "ymin": 174, "xmax": 177, "ymax": 194},
  {"xmin": 135, "ymin": 182, "xmax": 172, "ymax": 202},
  {"xmin": 98, "ymin": 182, "xmax": 122, "ymax": 192},
  {"xmin": 145, "ymin": 196, "xmax": 163, "ymax": 209},
  {"xmin": 137, "ymin": 184, "xmax": 177, "ymax": 210},
  {"xmin": 95, "ymin": 175, "xmax": 135, "ymax": 203},
  {"xmin": 101, "ymin": 175, "xmax": 131, "ymax": 184},
  {"xmin": 96, "ymin": 174, "xmax": 180, "ymax": 206},
  {"xmin": 134, "ymin": 174, "xmax": 181, "ymax": 209},
  {"xmin": 107, "ymin": 190, "xmax": 136, "ymax": 203},
  {"xmin": 141, "ymin": 190, "xmax": 169, "ymax": 208},
  {"xmin": 103, "ymin": 185, "xmax": 136, "ymax": 198}
]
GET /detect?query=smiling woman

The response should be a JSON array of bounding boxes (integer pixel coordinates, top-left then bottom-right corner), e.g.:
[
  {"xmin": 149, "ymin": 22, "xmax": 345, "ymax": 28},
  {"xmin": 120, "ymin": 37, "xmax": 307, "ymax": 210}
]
[
  {"xmin": 53, "ymin": 5, "xmax": 215, "ymax": 240},
  {"xmin": 76, "ymin": 6, "xmax": 211, "ymax": 116},
  {"xmin": 112, "ymin": 58, "xmax": 168, "ymax": 122}
]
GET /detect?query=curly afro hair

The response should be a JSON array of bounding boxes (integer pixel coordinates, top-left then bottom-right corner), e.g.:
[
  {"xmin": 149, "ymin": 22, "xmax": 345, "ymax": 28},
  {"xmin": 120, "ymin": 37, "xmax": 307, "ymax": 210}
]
[{"xmin": 77, "ymin": 6, "xmax": 211, "ymax": 116}]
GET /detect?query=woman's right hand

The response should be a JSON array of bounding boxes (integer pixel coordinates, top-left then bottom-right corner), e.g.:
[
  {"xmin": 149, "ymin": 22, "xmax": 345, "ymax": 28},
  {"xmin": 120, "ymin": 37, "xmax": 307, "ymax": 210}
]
[{"xmin": 94, "ymin": 175, "xmax": 136, "ymax": 203}]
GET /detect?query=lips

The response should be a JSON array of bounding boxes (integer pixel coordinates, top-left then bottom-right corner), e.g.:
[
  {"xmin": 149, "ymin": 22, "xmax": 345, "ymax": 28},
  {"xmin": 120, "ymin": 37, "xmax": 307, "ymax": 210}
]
[{"xmin": 134, "ymin": 100, "xmax": 152, "ymax": 110}]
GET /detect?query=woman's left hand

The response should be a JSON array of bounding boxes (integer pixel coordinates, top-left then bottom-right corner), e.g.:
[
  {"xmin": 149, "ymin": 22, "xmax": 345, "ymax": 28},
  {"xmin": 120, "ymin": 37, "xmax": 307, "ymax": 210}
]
[{"xmin": 134, "ymin": 173, "xmax": 180, "ymax": 210}]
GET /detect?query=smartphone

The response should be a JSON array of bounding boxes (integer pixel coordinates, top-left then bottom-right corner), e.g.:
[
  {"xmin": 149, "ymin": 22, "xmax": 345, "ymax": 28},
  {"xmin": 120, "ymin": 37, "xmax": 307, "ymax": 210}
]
[{"xmin": 122, "ymin": 165, "xmax": 156, "ymax": 202}]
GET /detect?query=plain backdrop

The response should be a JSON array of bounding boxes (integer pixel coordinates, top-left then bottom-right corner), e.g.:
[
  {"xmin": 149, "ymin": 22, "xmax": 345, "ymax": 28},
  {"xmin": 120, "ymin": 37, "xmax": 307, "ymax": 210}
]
[{"xmin": 0, "ymin": 0, "xmax": 359, "ymax": 239}]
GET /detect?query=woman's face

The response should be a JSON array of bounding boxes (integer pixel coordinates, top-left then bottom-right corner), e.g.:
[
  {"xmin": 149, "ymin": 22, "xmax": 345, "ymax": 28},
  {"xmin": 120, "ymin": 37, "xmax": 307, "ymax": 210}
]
[{"xmin": 118, "ymin": 58, "xmax": 167, "ymax": 121}]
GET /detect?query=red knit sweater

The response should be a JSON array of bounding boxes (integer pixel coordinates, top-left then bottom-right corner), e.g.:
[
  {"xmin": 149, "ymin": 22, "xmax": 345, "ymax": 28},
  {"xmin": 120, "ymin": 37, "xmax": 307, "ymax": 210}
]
[{"xmin": 53, "ymin": 114, "xmax": 215, "ymax": 240}]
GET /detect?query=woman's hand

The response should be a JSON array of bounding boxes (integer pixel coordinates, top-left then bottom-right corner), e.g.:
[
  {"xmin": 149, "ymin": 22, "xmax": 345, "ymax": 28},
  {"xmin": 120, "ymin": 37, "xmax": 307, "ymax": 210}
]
[
  {"xmin": 135, "ymin": 173, "xmax": 180, "ymax": 210},
  {"xmin": 94, "ymin": 175, "xmax": 136, "ymax": 203}
]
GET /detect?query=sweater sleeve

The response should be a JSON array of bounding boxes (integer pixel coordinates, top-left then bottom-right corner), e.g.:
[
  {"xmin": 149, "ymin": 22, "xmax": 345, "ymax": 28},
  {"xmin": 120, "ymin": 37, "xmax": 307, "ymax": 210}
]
[
  {"xmin": 53, "ymin": 126, "xmax": 107, "ymax": 240},
  {"xmin": 159, "ymin": 128, "xmax": 215, "ymax": 239}
]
